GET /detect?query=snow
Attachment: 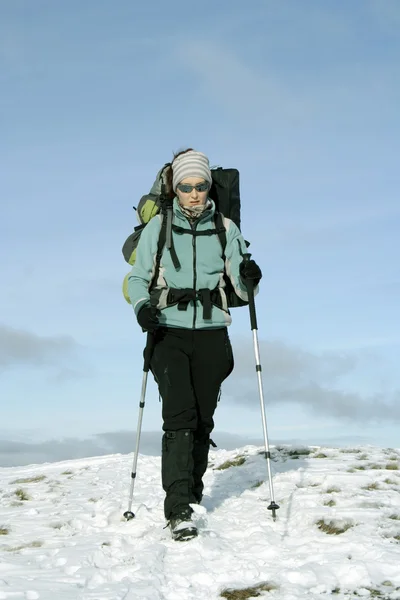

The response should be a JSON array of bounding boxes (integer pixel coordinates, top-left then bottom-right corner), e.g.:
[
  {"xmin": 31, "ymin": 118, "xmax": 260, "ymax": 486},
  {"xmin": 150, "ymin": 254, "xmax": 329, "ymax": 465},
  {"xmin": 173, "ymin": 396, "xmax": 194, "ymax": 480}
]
[{"xmin": 0, "ymin": 444, "xmax": 399, "ymax": 599}]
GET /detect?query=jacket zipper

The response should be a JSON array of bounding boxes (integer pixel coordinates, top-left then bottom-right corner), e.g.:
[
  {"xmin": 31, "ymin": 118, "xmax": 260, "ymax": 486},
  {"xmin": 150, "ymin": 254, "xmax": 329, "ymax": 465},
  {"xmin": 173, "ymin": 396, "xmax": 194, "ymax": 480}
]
[{"xmin": 192, "ymin": 221, "xmax": 197, "ymax": 329}]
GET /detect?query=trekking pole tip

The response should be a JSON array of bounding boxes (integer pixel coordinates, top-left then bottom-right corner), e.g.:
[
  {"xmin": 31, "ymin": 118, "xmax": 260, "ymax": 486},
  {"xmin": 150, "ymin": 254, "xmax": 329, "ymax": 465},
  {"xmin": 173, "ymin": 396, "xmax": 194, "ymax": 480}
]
[
  {"xmin": 123, "ymin": 510, "xmax": 135, "ymax": 521},
  {"xmin": 267, "ymin": 501, "xmax": 280, "ymax": 521}
]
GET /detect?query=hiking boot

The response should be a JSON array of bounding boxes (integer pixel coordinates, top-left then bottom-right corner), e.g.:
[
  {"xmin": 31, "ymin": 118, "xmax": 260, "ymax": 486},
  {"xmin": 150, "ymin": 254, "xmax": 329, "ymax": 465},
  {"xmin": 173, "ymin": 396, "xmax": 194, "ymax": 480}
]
[{"xmin": 169, "ymin": 508, "xmax": 198, "ymax": 542}]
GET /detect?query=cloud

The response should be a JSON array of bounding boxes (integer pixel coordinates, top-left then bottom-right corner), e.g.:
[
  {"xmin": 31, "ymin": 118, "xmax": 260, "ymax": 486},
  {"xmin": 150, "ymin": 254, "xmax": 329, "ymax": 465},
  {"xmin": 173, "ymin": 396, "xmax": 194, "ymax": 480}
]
[
  {"xmin": 174, "ymin": 40, "xmax": 300, "ymax": 126},
  {"xmin": 0, "ymin": 436, "xmax": 108, "ymax": 468},
  {"xmin": 173, "ymin": 32, "xmax": 398, "ymax": 137},
  {"xmin": 0, "ymin": 323, "xmax": 78, "ymax": 369},
  {"xmin": 0, "ymin": 429, "xmax": 387, "ymax": 468},
  {"xmin": 225, "ymin": 338, "xmax": 400, "ymax": 422},
  {"xmin": 0, "ymin": 431, "xmax": 267, "ymax": 468}
]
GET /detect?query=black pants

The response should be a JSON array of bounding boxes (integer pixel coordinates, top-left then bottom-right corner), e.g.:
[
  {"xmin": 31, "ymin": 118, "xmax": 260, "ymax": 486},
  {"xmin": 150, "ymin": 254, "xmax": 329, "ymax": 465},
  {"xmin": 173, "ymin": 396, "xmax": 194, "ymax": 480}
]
[{"xmin": 150, "ymin": 327, "xmax": 234, "ymax": 518}]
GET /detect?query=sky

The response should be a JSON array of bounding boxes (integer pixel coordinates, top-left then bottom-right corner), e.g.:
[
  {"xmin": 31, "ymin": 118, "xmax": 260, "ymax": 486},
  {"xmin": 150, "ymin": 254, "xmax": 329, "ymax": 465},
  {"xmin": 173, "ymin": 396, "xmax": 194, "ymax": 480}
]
[{"xmin": 1, "ymin": 0, "xmax": 399, "ymax": 466}]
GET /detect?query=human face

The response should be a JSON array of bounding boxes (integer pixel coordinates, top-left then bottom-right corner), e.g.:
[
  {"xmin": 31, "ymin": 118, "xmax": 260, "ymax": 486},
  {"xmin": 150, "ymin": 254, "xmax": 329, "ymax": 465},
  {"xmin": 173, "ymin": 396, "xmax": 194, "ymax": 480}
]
[{"xmin": 176, "ymin": 177, "xmax": 209, "ymax": 207}]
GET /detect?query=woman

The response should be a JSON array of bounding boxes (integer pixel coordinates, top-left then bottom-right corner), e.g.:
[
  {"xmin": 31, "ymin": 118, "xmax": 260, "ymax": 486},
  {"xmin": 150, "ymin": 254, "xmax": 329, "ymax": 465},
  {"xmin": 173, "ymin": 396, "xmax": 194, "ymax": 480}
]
[{"xmin": 127, "ymin": 149, "xmax": 262, "ymax": 541}]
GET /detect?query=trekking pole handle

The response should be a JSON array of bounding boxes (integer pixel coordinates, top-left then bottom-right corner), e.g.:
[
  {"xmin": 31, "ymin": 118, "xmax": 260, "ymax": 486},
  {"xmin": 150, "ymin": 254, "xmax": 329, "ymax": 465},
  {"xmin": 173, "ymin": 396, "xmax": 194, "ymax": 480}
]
[{"xmin": 242, "ymin": 253, "xmax": 258, "ymax": 331}]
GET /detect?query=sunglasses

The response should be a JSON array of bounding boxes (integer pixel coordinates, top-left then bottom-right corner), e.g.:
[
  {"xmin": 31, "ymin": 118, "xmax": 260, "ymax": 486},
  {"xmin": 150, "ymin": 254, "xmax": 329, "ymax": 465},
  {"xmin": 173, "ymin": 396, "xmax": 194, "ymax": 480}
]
[{"xmin": 176, "ymin": 182, "xmax": 210, "ymax": 193}]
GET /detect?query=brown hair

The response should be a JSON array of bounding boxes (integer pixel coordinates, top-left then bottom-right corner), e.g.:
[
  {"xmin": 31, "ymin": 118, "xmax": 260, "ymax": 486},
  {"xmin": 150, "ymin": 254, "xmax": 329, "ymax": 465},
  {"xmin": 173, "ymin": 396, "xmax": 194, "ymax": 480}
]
[{"xmin": 165, "ymin": 147, "xmax": 194, "ymax": 198}]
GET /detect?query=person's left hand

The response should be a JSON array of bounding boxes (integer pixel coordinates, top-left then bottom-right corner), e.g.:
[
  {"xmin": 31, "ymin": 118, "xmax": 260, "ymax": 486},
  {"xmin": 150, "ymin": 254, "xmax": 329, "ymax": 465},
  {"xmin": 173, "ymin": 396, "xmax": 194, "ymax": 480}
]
[{"xmin": 239, "ymin": 259, "xmax": 262, "ymax": 286}]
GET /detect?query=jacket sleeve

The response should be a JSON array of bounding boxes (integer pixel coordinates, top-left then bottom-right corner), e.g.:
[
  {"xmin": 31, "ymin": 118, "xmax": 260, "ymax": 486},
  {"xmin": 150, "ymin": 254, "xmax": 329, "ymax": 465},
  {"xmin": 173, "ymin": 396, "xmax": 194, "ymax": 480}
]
[
  {"xmin": 127, "ymin": 215, "xmax": 162, "ymax": 315},
  {"xmin": 224, "ymin": 218, "xmax": 259, "ymax": 302}
]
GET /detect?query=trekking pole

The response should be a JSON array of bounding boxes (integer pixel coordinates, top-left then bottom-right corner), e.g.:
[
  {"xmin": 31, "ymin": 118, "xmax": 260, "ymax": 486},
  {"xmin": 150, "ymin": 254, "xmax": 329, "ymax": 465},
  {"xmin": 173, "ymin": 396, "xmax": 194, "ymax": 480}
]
[
  {"xmin": 123, "ymin": 330, "xmax": 155, "ymax": 521},
  {"xmin": 243, "ymin": 253, "xmax": 279, "ymax": 521}
]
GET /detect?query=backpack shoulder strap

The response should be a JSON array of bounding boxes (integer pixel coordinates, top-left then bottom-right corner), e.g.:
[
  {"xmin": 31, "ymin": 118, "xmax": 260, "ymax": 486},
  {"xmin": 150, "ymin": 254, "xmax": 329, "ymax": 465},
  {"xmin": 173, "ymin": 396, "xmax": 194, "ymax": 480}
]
[
  {"xmin": 214, "ymin": 211, "xmax": 227, "ymax": 260},
  {"xmin": 150, "ymin": 214, "xmax": 168, "ymax": 292}
]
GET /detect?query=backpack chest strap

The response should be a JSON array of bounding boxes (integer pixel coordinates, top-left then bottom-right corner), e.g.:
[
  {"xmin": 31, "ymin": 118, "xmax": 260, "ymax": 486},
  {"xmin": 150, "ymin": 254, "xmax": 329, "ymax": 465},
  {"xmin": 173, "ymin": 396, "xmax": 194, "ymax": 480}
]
[{"xmin": 172, "ymin": 224, "xmax": 226, "ymax": 237}]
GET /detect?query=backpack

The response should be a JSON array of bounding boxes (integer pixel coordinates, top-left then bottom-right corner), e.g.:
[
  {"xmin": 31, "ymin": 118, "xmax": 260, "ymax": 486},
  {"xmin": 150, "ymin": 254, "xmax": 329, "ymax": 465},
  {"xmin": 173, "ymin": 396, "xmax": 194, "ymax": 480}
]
[{"xmin": 122, "ymin": 164, "xmax": 249, "ymax": 308}]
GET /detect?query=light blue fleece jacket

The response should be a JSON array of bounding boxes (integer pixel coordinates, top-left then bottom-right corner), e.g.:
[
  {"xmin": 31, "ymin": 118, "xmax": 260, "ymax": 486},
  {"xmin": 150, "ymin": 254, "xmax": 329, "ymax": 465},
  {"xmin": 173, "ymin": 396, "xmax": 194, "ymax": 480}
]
[{"xmin": 127, "ymin": 198, "xmax": 258, "ymax": 329}]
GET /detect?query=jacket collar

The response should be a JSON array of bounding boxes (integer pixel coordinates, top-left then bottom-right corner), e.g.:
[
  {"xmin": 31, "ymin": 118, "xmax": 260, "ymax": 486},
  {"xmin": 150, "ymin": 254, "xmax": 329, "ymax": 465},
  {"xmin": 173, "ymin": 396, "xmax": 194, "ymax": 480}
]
[{"xmin": 173, "ymin": 197, "xmax": 216, "ymax": 223}]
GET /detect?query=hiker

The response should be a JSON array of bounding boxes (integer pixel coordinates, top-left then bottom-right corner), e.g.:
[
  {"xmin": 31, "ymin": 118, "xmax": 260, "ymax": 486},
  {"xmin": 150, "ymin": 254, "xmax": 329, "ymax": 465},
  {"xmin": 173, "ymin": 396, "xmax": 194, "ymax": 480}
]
[{"xmin": 127, "ymin": 149, "xmax": 262, "ymax": 540}]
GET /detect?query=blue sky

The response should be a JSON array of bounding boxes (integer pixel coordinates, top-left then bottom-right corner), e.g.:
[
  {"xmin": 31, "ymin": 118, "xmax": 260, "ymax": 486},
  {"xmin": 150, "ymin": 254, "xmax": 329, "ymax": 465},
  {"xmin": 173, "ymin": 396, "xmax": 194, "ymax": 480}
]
[{"xmin": 1, "ymin": 0, "xmax": 399, "ymax": 465}]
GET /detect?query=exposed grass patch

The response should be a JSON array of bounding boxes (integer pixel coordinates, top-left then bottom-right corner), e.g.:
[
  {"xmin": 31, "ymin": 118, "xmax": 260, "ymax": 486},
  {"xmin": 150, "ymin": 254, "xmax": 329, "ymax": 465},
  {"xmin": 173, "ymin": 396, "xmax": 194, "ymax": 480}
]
[
  {"xmin": 287, "ymin": 448, "xmax": 311, "ymax": 459},
  {"xmin": 364, "ymin": 588, "xmax": 390, "ymax": 598},
  {"xmin": 275, "ymin": 445, "xmax": 311, "ymax": 456},
  {"xmin": 340, "ymin": 448, "xmax": 362, "ymax": 454},
  {"xmin": 394, "ymin": 534, "xmax": 400, "ymax": 542},
  {"xmin": 215, "ymin": 456, "xmax": 246, "ymax": 470},
  {"xmin": 11, "ymin": 475, "xmax": 46, "ymax": 484},
  {"xmin": 314, "ymin": 453, "xmax": 328, "ymax": 459},
  {"xmin": 5, "ymin": 540, "xmax": 44, "ymax": 552},
  {"xmin": 368, "ymin": 464, "xmax": 383, "ymax": 470},
  {"xmin": 88, "ymin": 497, "xmax": 98, "ymax": 502},
  {"xmin": 353, "ymin": 465, "xmax": 366, "ymax": 471},
  {"xmin": 325, "ymin": 486, "xmax": 341, "ymax": 494},
  {"xmin": 386, "ymin": 463, "xmax": 399, "ymax": 470},
  {"xmin": 289, "ymin": 447, "xmax": 311, "ymax": 456},
  {"xmin": 389, "ymin": 514, "xmax": 400, "ymax": 520},
  {"xmin": 251, "ymin": 480, "xmax": 264, "ymax": 489},
  {"xmin": 316, "ymin": 519, "xmax": 354, "ymax": 535},
  {"xmin": 50, "ymin": 522, "xmax": 64, "ymax": 529},
  {"xmin": 383, "ymin": 478, "xmax": 397, "ymax": 485},
  {"xmin": 333, "ymin": 584, "xmax": 400, "ymax": 598},
  {"xmin": 220, "ymin": 582, "xmax": 278, "ymax": 599},
  {"xmin": 362, "ymin": 482, "xmax": 380, "ymax": 491},
  {"xmin": 61, "ymin": 470, "xmax": 73, "ymax": 475},
  {"xmin": 324, "ymin": 499, "xmax": 336, "ymax": 507},
  {"xmin": 101, "ymin": 541, "xmax": 111, "ymax": 547},
  {"xmin": 14, "ymin": 488, "xmax": 31, "ymax": 501},
  {"xmin": 0, "ymin": 526, "xmax": 10, "ymax": 535},
  {"xmin": 347, "ymin": 468, "xmax": 356, "ymax": 473},
  {"xmin": 358, "ymin": 453, "xmax": 368, "ymax": 460}
]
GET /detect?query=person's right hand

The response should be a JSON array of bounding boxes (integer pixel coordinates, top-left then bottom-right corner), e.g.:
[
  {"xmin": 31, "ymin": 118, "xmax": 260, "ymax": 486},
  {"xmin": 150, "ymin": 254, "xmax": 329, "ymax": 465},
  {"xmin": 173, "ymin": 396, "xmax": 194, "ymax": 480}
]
[{"xmin": 137, "ymin": 305, "xmax": 159, "ymax": 331}]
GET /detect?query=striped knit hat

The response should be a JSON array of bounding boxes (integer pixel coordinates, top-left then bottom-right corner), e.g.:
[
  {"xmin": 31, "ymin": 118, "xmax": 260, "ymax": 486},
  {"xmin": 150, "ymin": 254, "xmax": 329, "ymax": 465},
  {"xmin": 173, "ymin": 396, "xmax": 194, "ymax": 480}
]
[{"xmin": 172, "ymin": 150, "xmax": 212, "ymax": 192}]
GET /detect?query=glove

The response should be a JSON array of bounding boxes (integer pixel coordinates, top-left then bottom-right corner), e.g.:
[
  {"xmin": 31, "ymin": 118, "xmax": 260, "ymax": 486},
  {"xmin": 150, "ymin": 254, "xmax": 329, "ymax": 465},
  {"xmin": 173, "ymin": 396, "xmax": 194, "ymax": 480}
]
[
  {"xmin": 137, "ymin": 305, "xmax": 159, "ymax": 332},
  {"xmin": 239, "ymin": 259, "xmax": 262, "ymax": 286}
]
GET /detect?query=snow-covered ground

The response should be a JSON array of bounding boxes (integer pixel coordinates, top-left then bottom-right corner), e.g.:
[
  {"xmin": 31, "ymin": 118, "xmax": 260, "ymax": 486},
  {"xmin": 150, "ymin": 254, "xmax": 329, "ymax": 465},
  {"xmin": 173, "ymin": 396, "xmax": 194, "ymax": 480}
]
[{"xmin": 0, "ymin": 444, "xmax": 399, "ymax": 600}]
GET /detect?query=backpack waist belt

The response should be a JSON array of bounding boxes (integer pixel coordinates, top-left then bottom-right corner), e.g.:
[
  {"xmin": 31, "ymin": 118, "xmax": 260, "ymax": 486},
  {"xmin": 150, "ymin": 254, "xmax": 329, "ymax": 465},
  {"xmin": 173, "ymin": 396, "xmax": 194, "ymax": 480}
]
[{"xmin": 166, "ymin": 287, "xmax": 222, "ymax": 320}]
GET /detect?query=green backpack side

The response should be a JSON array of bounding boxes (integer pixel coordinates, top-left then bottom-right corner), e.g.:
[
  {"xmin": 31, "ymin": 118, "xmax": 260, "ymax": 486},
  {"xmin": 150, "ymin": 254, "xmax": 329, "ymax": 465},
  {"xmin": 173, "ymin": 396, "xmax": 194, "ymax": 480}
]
[{"xmin": 122, "ymin": 164, "xmax": 170, "ymax": 303}]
